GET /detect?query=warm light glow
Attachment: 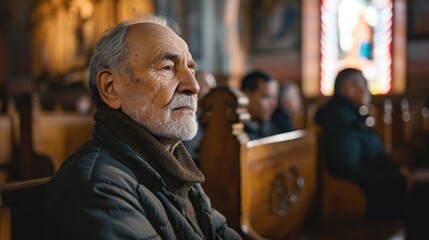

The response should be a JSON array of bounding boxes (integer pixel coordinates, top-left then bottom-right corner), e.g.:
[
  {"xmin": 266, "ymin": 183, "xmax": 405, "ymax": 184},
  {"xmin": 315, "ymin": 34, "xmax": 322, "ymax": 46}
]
[
  {"xmin": 302, "ymin": 0, "xmax": 322, "ymax": 97},
  {"xmin": 320, "ymin": 0, "xmax": 394, "ymax": 95},
  {"xmin": 224, "ymin": 0, "xmax": 246, "ymax": 88},
  {"xmin": 303, "ymin": 0, "xmax": 405, "ymax": 97},
  {"xmin": 31, "ymin": 0, "xmax": 155, "ymax": 81}
]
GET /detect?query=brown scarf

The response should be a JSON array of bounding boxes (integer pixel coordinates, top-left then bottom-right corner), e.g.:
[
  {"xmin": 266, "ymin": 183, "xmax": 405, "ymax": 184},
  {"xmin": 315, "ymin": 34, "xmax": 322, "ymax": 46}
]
[{"xmin": 94, "ymin": 107, "xmax": 205, "ymax": 222}]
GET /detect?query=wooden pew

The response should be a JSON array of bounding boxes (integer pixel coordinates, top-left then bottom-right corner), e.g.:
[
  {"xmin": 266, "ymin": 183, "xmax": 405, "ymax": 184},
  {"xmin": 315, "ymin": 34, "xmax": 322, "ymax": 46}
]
[
  {"xmin": 0, "ymin": 100, "xmax": 20, "ymax": 183},
  {"xmin": 305, "ymin": 104, "xmax": 369, "ymax": 221},
  {"xmin": 316, "ymin": 129, "xmax": 367, "ymax": 221},
  {"xmin": 0, "ymin": 94, "xmax": 79, "ymax": 180},
  {"xmin": 307, "ymin": 105, "xmax": 405, "ymax": 239},
  {"xmin": 0, "ymin": 114, "xmax": 13, "ymax": 184},
  {"xmin": 0, "ymin": 95, "xmax": 93, "ymax": 181},
  {"xmin": 0, "ymin": 177, "xmax": 49, "ymax": 240},
  {"xmin": 31, "ymin": 94, "xmax": 94, "ymax": 171},
  {"xmin": 370, "ymin": 97, "xmax": 429, "ymax": 166},
  {"xmin": 199, "ymin": 87, "xmax": 317, "ymax": 239},
  {"xmin": 0, "ymin": 204, "xmax": 11, "ymax": 240},
  {"xmin": 0, "ymin": 114, "xmax": 13, "ymax": 165},
  {"xmin": 32, "ymin": 109, "xmax": 94, "ymax": 171}
]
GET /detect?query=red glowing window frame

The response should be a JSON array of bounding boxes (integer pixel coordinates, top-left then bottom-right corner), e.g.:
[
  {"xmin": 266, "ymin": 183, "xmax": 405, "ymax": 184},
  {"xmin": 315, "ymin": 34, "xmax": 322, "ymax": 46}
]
[{"xmin": 302, "ymin": 0, "xmax": 406, "ymax": 97}]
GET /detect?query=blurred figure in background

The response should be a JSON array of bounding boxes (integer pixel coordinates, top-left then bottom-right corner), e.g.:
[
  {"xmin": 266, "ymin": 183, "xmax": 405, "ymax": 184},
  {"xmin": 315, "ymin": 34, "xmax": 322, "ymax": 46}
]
[
  {"xmin": 315, "ymin": 68, "xmax": 411, "ymax": 221},
  {"xmin": 75, "ymin": 95, "xmax": 93, "ymax": 115},
  {"xmin": 183, "ymin": 71, "xmax": 217, "ymax": 167},
  {"xmin": 195, "ymin": 71, "xmax": 217, "ymax": 104},
  {"xmin": 271, "ymin": 80, "xmax": 303, "ymax": 132},
  {"xmin": 315, "ymin": 68, "xmax": 429, "ymax": 239},
  {"xmin": 240, "ymin": 70, "xmax": 282, "ymax": 140}
]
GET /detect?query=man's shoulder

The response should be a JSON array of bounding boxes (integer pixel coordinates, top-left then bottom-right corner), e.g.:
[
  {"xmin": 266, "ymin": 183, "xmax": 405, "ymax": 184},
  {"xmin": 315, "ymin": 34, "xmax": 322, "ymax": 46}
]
[
  {"xmin": 49, "ymin": 140, "xmax": 142, "ymax": 190},
  {"xmin": 316, "ymin": 102, "xmax": 358, "ymax": 127},
  {"xmin": 61, "ymin": 140, "xmax": 127, "ymax": 171},
  {"xmin": 41, "ymin": 142, "xmax": 168, "ymax": 240}
]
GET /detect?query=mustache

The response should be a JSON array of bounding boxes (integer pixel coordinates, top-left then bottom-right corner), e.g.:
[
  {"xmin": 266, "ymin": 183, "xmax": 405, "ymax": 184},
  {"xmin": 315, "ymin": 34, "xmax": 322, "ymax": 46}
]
[{"xmin": 168, "ymin": 94, "xmax": 197, "ymax": 111}]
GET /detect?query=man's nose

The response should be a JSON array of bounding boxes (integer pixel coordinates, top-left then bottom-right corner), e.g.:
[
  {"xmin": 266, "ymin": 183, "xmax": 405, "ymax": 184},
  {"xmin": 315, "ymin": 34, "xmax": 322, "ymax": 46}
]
[{"xmin": 177, "ymin": 69, "xmax": 199, "ymax": 96}]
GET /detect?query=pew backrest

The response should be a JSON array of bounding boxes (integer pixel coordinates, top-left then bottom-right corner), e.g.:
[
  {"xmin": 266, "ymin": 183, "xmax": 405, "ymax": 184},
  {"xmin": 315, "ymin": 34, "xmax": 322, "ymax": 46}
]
[
  {"xmin": 0, "ymin": 114, "xmax": 14, "ymax": 168},
  {"xmin": 0, "ymin": 97, "xmax": 93, "ymax": 180},
  {"xmin": 32, "ymin": 111, "xmax": 93, "ymax": 170}
]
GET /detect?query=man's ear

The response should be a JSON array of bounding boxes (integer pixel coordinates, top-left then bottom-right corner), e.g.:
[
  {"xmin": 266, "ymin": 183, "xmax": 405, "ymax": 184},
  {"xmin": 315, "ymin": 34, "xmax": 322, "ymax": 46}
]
[{"xmin": 96, "ymin": 69, "xmax": 121, "ymax": 109}]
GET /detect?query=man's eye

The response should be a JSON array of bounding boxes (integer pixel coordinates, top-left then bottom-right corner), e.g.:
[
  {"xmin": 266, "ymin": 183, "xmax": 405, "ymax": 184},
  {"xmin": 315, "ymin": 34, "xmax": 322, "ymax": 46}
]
[{"xmin": 162, "ymin": 65, "xmax": 174, "ymax": 71}]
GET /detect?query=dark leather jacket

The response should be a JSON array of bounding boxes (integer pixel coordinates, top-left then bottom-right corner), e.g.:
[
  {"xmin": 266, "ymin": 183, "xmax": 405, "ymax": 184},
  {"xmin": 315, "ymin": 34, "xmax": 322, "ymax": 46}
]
[{"xmin": 42, "ymin": 122, "xmax": 241, "ymax": 240}]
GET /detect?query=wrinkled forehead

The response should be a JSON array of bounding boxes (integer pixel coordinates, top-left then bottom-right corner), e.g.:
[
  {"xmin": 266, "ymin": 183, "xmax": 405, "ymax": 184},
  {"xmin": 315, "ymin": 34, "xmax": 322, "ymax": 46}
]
[
  {"xmin": 127, "ymin": 22, "xmax": 183, "ymax": 41},
  {"xmin": 126, "ymin": 22, "xmax": 186, "ymax": 47}
]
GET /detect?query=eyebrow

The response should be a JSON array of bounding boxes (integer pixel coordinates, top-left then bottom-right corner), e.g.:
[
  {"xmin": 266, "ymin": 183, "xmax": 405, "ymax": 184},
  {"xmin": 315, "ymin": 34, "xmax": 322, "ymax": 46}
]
[{"xmin": 156, "ymin": 52, "xmax": 178, "ymax": 63}]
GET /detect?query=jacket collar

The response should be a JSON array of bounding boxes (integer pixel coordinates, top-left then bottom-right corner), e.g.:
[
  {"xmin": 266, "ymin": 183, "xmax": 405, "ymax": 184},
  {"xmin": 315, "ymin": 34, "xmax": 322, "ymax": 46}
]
[
  {"xmin": 92, "ymin": 107, "xmax": 205, "ymax": 194},
  {"xmin": 92, "ymin": 121, "xmax": 165, "ymax": 190}
]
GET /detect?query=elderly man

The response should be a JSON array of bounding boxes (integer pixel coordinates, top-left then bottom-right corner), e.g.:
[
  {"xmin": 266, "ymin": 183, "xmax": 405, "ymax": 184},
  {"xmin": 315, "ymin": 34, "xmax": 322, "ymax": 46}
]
[{"xmin": 42, "ymin": 16, "xmax": 241, "ymax": 240}]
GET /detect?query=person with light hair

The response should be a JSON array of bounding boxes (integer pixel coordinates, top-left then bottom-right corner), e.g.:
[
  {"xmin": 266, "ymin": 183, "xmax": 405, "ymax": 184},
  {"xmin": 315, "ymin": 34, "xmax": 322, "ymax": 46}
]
[{"xmin": 42, "ymin": 15, "xmax": 241, "ymax": 239}]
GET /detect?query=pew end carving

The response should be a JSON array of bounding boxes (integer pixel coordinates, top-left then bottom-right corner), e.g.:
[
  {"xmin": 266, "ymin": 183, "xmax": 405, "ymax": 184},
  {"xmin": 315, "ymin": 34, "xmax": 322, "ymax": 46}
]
[{"xmin": 241, "ymin": 131, "xmax": 317, "ymax": 239}]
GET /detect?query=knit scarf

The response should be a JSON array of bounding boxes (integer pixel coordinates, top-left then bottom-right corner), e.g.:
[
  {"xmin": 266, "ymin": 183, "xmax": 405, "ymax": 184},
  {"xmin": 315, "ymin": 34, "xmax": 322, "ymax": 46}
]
[{"xmin": 94, "ymin": 107, "xmax": 205, "ymax": 222}]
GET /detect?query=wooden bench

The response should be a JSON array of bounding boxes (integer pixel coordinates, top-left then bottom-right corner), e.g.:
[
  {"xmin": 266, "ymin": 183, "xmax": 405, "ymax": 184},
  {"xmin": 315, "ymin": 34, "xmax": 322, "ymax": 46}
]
[
  {"xmin": 32, "ymin": 110, "xmax": 94, "ymax": 171},
  {"xmin": 0, "ymin": 114, "xmax": 14, "ymax": 182},
  {"xmin": 314, "ymin": 128, "xmax": 367, "ymax": 221},
  {"xmin": 0, "ymin": 177, "xmax": 49, "ymax": 240},
  {"xmin": 199, "ymin": 87, "xmax": 406, "ymax": 239},
  {"xmin": 199, "ymin": 87, "xmax": 318, "ymax": 239},
  {"xmin": 305, "ymin": 129, "xmax": 404, "ymax": 240},
  {"xmin": 0, "ymin": 95, "xmax": 93, "ymax": 181}
]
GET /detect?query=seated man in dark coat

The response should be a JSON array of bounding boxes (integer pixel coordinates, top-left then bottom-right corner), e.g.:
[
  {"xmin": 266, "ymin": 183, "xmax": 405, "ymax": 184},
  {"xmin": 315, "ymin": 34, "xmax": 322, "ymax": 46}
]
[
  {"xmin": 240, "ymin": 70, "xmax": 283, "ymax": 140},
  {"xmin": 42, "ymin": 15, "xmax": 241, "ymax": 240},
  {"xmin": 315, "ymin": 68, "xmax": 412, "ymax": 221}
]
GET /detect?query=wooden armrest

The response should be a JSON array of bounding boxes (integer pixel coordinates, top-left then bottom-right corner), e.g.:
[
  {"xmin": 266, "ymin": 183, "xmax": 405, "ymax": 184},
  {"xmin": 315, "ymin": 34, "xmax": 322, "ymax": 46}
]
[
  {"xmin": 0, "ymin": 177, "xmax": 50, "ymax": 210},
  {"xmin": 0, "ymin": 177, "xmax": 50, "ymax": 240}
]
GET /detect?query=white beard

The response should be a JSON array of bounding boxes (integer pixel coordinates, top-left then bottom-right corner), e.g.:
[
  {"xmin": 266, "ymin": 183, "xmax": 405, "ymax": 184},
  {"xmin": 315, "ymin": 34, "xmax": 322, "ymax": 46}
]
[{"xmin": 122, "ymin": 92, "xmax": 198, "ymax": 141}]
